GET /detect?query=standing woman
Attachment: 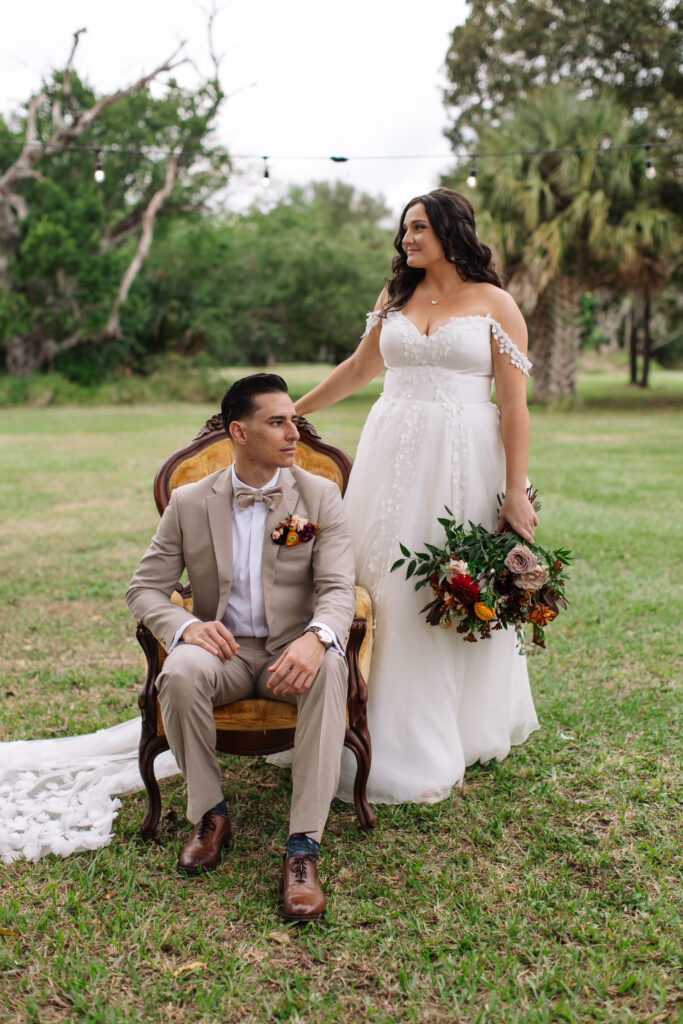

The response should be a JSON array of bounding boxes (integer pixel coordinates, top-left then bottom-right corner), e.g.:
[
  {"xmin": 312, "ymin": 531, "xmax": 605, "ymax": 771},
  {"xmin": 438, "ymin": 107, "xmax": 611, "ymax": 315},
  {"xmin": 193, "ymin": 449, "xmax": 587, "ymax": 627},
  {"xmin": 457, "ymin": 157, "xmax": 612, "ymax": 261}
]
[{"xmin": 296, "ymin": 188, "xmax": 539, "ymax": 804}]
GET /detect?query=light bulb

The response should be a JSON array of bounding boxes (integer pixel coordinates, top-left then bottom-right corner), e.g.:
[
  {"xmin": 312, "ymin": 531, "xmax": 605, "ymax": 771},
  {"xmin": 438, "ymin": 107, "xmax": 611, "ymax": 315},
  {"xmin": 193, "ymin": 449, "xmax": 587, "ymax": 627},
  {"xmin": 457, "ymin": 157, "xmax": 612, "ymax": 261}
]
[
  {"xmin": 261, "ymin": 156, "xmax": 270, "ymax": 188},
  {"xmin": 645, "ymin": 159, "xmax": 656, "ymax": 180},
  {"xmin": 466, "ymin": 168, "xmax": 477, "ymax": 188},
  {"xmin": 94, "ymin": 165, "xmax": 105, "ymax": 183}
]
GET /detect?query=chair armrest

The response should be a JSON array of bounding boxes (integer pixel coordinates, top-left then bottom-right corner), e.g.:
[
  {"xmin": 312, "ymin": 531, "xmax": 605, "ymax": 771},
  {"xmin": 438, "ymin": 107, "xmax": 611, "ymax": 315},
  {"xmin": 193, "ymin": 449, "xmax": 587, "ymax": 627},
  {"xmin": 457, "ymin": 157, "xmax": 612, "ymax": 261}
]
[
  {"xmin": 136, "ymin": 623, "xmax": 166, "ymax": 734},
  {"xmin": 345, "ymin": 586, "xmax": 374, "ymax": 735}
]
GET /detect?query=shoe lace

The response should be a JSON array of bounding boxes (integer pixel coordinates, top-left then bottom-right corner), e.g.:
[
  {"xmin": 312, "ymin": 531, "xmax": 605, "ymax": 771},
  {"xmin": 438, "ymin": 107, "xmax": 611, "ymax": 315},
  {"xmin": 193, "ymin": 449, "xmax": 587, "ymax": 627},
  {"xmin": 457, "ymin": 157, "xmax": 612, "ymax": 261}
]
[
  {"xmin": 289, "ymin": 855, "xmax": 309, "ymax": 884},
  {"xmin": 196, "ymin": 811, "xmax": 217, "ymax": 840}
]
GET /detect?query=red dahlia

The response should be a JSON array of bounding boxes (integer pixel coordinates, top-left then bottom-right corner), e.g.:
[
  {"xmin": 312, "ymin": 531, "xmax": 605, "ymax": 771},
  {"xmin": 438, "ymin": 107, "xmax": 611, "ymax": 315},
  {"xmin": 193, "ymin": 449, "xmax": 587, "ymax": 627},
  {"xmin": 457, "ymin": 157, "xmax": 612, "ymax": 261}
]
[{"xmin": 449, "ymin": 573, "xmax": 480, "ymax": 604}]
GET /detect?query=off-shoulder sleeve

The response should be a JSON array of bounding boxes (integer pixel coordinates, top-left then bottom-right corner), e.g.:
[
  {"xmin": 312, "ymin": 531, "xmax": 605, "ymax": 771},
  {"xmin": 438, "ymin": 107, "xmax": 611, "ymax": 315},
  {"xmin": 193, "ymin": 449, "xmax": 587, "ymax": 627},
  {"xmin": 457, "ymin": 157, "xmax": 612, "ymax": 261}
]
[
  {"xmin": 487, "ymin": 315, "xmax": 532, "ymax": 375},
  {"xmin": 362, "ymin": 310, "xmax": 383, "ymax": 338}
]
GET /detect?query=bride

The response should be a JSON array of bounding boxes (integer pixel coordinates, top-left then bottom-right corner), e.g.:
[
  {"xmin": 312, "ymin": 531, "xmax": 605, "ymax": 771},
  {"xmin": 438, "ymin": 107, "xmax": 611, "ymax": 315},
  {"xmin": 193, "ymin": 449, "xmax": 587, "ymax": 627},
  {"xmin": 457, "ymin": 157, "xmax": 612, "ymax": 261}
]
[{"xmin": 293, "ymin": 187, "xmax": 540, "ymax": 804}]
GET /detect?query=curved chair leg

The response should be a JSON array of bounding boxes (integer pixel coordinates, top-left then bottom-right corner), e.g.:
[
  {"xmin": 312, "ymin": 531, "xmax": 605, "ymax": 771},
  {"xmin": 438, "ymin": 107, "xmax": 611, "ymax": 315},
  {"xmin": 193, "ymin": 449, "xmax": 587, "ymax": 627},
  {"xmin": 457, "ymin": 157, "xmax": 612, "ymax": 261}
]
[
  {"xmin": 139, "ymin": 733, "xmax": 171, "ymax": 841},
  {"xmin": 344, "ymin": 728, "xmax": 376, "ymax": 830}
]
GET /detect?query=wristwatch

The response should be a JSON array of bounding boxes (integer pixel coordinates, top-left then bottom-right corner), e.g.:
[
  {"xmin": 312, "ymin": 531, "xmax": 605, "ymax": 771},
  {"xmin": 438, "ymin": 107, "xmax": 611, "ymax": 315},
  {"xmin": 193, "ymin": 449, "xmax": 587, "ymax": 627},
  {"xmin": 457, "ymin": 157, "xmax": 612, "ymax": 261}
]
[{"xmin": 304, "ymin": 625, "xmax": 335, "ymax": 650}]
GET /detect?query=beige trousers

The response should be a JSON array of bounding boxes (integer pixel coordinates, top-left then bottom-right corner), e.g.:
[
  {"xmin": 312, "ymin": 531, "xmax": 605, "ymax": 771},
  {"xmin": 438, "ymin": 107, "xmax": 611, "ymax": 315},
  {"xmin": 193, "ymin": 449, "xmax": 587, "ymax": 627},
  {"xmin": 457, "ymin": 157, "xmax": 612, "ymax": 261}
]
[{"xmin": 155, "ymin": 636, "xmax": 348, "ymax": 843}]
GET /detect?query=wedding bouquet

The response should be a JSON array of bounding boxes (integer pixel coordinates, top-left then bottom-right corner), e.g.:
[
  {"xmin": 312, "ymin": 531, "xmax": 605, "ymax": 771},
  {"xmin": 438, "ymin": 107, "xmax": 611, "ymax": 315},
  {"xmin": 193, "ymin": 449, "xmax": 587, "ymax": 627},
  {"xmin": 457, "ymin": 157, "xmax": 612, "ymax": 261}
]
[{"xmin": 391, "ymin": 491, "xmax": 571, "ymax": 649}]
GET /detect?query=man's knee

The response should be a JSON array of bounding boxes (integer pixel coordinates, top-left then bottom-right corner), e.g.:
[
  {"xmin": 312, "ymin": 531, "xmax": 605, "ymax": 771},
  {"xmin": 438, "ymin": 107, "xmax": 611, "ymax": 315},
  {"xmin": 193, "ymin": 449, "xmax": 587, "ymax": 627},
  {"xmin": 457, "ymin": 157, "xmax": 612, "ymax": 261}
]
[
  {"xmin": 156, "ymin": 644, "xmax": 217, "ymax": 710},
  {"xmin": 307, "ymin": 652, "xmax": 348, "ymax": 704}
]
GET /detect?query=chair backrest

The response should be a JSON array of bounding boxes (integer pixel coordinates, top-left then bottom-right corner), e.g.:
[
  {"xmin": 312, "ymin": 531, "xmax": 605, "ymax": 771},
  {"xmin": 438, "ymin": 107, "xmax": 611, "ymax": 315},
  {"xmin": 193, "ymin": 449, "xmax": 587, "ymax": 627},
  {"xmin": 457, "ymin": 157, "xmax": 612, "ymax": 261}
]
[{"xmin": 153, "ymin": 413, "xmax": 352, "ymax": 515}]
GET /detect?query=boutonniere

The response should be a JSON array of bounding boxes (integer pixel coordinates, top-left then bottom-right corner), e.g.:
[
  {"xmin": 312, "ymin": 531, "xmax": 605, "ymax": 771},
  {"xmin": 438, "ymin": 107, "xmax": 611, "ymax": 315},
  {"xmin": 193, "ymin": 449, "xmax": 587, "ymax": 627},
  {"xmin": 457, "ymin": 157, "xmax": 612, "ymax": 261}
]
[{"xmin": 271, "ymin": 514, "xmax": 319, "ymax": 546}]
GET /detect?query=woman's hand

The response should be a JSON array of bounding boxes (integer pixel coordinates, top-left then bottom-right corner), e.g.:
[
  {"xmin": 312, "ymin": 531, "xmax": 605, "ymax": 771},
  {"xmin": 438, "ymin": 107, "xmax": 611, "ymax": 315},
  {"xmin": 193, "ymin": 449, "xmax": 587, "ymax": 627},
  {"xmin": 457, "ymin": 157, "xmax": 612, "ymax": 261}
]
[{"xmin": 497, "ymin": 490, "xmax": 538, "ymax": 542}]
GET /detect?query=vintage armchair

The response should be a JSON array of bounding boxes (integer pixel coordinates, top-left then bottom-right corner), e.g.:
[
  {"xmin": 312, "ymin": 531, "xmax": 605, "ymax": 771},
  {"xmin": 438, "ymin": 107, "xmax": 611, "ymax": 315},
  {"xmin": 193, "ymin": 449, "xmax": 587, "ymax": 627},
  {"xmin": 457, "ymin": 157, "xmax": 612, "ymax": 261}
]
[{"xmin": 136, "ymin": 413, "xmax": 375, "ymax": 837}]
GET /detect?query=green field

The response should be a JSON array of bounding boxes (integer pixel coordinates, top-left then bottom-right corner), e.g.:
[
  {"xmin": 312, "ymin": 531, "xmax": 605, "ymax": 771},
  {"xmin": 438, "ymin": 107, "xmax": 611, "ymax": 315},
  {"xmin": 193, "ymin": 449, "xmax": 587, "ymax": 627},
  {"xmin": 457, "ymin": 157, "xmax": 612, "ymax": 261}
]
[{"xmin": 0, "ymin": 369, "xmax": 681, "ymax": 1023}]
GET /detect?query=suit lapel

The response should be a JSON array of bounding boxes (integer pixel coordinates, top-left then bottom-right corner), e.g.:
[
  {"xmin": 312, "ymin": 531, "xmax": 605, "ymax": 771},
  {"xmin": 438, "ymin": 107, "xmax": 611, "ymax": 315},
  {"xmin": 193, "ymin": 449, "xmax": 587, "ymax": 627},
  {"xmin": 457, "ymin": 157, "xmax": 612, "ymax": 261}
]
[
  {"xmin": 261, "ymin": 469, "xmax": 299, "ymax": 628},
  {"xmin": 206, "ymin": 468, "xmax": 234, "ymax": 617}
]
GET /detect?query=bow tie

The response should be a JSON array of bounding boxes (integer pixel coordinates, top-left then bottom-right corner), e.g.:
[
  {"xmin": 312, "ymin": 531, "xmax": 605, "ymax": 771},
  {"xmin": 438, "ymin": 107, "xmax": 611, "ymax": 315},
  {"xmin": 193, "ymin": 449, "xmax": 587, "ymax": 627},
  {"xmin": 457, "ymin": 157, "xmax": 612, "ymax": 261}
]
[{"xmin": 234, "ymin": 485, "xmax": 283, "ymax": 511}]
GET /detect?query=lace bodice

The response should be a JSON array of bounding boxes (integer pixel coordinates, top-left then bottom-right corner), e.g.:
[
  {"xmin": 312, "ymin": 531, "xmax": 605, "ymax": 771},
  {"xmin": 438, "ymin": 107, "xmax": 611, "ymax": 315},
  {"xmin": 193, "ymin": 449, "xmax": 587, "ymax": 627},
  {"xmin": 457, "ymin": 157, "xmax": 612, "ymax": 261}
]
[{"xmin": 364, "ymin": 310, "xmax": 532, "ymax": 377}]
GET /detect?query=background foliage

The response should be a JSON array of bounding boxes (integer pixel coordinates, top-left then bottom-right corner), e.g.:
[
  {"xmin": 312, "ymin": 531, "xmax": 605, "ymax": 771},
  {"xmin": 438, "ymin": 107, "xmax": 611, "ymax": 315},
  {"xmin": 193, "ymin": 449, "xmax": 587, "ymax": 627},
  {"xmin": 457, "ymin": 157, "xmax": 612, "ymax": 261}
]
[{"xmin": 0, "ymin": 0, "xmax": 681, "ymax": 396}]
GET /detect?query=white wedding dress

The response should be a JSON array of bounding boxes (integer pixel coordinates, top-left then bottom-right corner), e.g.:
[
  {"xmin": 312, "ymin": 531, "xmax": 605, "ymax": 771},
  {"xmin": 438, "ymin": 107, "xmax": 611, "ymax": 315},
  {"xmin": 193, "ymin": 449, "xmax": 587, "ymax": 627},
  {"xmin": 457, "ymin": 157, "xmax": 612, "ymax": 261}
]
[
  {"xmin": 0, "ymin": 719, "xmax": 178, "ymax": 864},
  {"xmin": 336, "ymin": 310, "xmax": 539, "ymax": 804}
]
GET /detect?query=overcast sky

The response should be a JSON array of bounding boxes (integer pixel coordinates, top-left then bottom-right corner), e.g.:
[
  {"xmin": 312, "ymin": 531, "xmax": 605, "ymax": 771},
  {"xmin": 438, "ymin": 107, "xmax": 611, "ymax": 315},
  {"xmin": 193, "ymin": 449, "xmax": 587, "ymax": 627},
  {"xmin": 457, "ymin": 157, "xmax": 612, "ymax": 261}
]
[{"xmin": 0, "ymin": 0, "xmax": 468, "ymax": 217}]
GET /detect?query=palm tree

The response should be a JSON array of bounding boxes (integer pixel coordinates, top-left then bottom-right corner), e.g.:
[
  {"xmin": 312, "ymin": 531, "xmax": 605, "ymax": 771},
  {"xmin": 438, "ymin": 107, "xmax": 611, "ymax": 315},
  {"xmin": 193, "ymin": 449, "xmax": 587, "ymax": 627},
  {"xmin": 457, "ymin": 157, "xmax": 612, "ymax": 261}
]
[{"xmin": 450, "ymin": 89, "xmax": 680, "ymax": 399}]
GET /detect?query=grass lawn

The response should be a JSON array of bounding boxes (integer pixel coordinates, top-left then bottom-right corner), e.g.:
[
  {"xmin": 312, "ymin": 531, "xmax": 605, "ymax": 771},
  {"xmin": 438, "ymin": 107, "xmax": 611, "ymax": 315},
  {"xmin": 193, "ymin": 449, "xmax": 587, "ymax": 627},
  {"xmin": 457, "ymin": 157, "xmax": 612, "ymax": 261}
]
[{"xmin": 0, "ymin": 368, "xmax": 681, "ymax": 1023}]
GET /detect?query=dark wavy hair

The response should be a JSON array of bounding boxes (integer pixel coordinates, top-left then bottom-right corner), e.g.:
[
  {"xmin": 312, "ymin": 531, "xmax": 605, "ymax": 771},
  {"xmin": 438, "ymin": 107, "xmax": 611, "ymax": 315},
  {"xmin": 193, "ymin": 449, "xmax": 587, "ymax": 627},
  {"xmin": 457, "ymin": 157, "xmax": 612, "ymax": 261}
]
[
  {"xmin": 382, "ymin": 188, "xmax": 501, "ymax": 315},
  {"xmin": 221, "ymin": 373, "xmax": 288, "ymax": 439}
]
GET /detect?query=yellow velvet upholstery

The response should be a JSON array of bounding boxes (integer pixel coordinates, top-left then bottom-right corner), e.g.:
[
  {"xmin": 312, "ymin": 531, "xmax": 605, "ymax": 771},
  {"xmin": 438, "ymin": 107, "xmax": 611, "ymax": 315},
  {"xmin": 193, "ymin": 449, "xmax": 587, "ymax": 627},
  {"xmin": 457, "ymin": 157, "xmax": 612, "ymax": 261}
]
[
  {"xmin": 168, "ymin": 439, "xmax": 344, "ymax": 495},
  {"xmin": 157, "ymin": 698, "xmax": 298, "ymax": 735},
  {"xmin": 354, "ymin": 585, "xmax": 373, "ymax": 683}
]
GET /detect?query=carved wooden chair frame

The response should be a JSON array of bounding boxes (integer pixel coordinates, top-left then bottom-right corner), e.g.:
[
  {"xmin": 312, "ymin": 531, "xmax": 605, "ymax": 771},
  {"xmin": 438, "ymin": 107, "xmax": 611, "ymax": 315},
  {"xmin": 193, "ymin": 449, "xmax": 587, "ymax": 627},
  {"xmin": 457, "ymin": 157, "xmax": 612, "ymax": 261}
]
[{"xmin": 136, "ymin": 413, "xmax": 376, "ymax": 837}]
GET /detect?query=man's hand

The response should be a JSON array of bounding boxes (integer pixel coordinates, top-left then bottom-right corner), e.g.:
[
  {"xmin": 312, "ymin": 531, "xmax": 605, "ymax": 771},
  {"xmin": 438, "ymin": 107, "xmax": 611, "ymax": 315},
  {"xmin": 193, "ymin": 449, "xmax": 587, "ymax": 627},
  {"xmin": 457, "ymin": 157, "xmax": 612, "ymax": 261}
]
[
  {"xmin": 267, "ymin": 633, "xmax": 326, "ymax": 697},
  {"xmin": 182, "ymin": 620, "xmax": 240, "ymax": 661}
]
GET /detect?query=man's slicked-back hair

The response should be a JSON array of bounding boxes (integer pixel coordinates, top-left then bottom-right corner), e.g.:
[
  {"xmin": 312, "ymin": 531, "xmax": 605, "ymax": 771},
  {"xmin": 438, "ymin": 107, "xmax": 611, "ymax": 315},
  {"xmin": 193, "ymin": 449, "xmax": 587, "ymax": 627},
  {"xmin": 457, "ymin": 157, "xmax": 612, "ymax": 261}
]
[{"xmin": 221, "ymin": 373, "xmax": 289, "ymax": 439}]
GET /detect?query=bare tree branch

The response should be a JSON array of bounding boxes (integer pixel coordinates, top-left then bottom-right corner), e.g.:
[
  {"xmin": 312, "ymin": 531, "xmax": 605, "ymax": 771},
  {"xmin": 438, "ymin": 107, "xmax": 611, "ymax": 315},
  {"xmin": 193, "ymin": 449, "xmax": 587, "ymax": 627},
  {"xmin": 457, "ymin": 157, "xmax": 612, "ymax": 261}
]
[
  {"xmin": 0, "ymin": 92, "xmax": 44, "ymax": 193},
  {"xmin": 105, "ymin": 155, "xmax": 178, "ymax": 338},
  {"xmin": 0, "ymin": 43, "xmax": 187, "ymax": 196},
  {"xmin": 59, "ymin": 27, "xmax": 87, "ymax": 123}
]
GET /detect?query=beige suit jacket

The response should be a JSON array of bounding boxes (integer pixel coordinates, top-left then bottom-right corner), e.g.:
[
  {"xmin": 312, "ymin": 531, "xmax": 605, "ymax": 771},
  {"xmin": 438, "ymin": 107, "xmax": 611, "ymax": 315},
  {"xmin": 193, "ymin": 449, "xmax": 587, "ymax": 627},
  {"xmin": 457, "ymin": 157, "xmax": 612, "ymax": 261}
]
[{"xmin": 126, "ymin": 465, "xmax": 357, "ymax": 655}]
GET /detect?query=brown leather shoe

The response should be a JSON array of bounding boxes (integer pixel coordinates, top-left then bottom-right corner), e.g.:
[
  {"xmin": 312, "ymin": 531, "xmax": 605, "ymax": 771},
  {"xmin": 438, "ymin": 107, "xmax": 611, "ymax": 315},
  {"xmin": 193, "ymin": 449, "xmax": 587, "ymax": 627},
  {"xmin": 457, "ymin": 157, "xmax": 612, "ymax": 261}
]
[
  {"xmin": 281, "ymin": 855, "xmax": 326, "ymax": 921},
  {"xmin": 177, "ymin": 811, "xmax": 232, "ymax": 876}
]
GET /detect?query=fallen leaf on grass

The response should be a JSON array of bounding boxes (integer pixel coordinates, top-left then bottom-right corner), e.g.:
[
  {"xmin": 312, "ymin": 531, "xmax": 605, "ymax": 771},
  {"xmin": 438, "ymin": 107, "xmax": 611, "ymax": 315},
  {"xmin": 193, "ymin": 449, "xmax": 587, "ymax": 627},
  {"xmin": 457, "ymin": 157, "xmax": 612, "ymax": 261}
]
[
  {"xmin": 268, "ymin": 930, "xmax": 291, "ymax": 945},
  {"xmin": 0, "ymin": 928, "xmax": 20, "ymax": 937},
  {"xmin": 242, "ymin": 947, "xmax": 269, "ymax": 961},
  {"xmin": 172, "ymin": 961, "xmax": 206, "ymax": 977}
]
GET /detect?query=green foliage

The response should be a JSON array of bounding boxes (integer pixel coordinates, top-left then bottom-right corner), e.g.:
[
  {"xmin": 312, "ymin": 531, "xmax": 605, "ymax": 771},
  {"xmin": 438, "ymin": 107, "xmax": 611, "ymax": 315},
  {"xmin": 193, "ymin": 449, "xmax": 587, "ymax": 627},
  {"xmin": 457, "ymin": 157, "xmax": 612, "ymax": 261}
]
[
  {"xmin": 1, "ymin": 64, "xmax": 227, "ymax": 377},
  {"xmin": 134, "ymin": 182, "xmax": 393, "ymax": 366},
  {"xmin": 446, "ymin": 88, "xmax": 680, "ymax": 304},
  {"xmin": 444, "ymin": 0, "xmax": 682, "ymax": 147}
]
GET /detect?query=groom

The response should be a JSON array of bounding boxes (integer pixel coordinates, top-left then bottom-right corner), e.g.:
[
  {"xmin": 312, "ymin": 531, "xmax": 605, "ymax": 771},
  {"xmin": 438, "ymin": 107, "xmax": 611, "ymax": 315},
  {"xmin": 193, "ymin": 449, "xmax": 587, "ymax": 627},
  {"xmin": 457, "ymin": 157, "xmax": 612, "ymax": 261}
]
[{"xmin": 127, "ymin": 373, "xmax": 356, "ymax": 921}]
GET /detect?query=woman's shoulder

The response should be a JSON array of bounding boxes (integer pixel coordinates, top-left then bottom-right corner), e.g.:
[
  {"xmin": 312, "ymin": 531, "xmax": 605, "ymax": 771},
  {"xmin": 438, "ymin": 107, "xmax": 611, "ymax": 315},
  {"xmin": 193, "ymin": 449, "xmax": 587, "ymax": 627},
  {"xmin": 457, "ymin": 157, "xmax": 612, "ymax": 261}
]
[{"xmin": 484, "ymin": 286, "xmax": 527, "ymax": 341}]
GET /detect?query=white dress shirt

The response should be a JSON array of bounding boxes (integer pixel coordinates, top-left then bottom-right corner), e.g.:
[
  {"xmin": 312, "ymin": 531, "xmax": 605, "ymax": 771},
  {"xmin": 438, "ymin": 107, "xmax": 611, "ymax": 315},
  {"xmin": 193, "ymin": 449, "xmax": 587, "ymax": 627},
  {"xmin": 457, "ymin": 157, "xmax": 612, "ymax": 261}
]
[{"xmin": 171, "ymin": 465, "xmax": 343, "ymax": 655}]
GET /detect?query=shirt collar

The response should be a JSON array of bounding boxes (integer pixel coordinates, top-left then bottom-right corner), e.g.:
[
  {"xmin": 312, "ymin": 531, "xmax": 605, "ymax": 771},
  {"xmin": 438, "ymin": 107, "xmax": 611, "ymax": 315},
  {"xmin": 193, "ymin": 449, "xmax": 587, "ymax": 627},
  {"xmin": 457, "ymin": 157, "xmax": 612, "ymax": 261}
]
[{"xmin": 231, "ymin": 465, "xmax": 280, "ymax": 492}]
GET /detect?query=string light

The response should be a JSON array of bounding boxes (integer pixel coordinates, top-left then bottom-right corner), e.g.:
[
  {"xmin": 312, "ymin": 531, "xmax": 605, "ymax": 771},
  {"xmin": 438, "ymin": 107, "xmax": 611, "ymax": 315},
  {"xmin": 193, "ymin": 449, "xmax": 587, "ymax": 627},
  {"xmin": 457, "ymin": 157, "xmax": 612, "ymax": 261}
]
[
  {"xmin": 0, "ymin": 137, "xmax": 676, "ymax": 191},
  {"xmin": 93, "ymin": 148, "xmax": 105, "ymax": 183}
]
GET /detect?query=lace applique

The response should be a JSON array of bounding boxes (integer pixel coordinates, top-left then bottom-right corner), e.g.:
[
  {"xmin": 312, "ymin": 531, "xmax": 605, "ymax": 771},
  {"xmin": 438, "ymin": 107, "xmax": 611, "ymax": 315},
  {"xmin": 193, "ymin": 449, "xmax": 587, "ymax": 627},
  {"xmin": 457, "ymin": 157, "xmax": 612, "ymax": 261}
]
[
  {"xmin": 356, "ymin": 382, "xmax": 467, "ymax": 613},
  {"xmin": 362, "ymin": 310, "xmax": 383, "ymax": 338},
  {"xmin": 0, "ymin": 719, "xmax": 179, "ymax": 863},
  {"xmin": 486, "ymin": 315, "xmax": 532, "ymax": 376}
]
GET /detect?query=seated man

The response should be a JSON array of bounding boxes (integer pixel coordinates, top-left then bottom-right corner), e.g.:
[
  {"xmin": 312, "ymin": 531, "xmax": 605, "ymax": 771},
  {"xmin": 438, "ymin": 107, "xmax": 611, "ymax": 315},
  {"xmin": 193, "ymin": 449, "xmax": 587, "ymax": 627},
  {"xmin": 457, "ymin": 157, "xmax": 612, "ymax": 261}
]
[{"xmin": 127, "ymin": 373, "xmax": 356, "ymax": 921}]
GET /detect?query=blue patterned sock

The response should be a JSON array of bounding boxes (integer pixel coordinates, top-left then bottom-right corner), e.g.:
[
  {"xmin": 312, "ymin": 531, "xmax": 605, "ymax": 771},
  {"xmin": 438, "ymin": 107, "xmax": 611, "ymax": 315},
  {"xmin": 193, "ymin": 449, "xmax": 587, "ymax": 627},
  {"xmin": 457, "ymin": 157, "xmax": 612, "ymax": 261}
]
[
  {"xmin": 209, "ymin": 798, "xmax": 228, "ymax": 818},
  {"xmin": 286, "ymin": 833, "xmax": 320, "ymax": 860}
]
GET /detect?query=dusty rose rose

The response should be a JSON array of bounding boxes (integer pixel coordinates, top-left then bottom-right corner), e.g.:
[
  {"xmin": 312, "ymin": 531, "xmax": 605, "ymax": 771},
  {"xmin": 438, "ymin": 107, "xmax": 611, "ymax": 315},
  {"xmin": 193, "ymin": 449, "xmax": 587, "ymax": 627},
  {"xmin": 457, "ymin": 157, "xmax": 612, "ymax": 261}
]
[
  {"xmin": 446, "ymin": 558, "xmax": 469, "ymax": 582},
  {"xmin": 513, "ymin": 567, "xmax": 549, "ymax": 591},
  {"xmin": 271, "ymin": 528, "xmax": 284, "ymax": 540},
  {"xmin": 504, "ymin": 545, "xmax": 538, "ymax": 574}
]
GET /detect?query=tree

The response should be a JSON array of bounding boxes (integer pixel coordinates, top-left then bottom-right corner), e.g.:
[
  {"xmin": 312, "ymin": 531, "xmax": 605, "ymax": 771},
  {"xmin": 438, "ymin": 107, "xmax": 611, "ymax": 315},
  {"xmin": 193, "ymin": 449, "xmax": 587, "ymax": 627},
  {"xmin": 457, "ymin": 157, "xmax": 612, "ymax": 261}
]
[
  {"xmin": 444, "ymin": 0, "xmax": 683, "ymax": 148},
  {"xmin": 0, "ymin": 23, "xmax": 228, "ymax": 377},
  {"xmin": 135, "ymin": 183, "xmax": 393, "ymax": 367},
  {"xmin": 446, "ymin": 89, "xmax": 680, "ymax": 399}
]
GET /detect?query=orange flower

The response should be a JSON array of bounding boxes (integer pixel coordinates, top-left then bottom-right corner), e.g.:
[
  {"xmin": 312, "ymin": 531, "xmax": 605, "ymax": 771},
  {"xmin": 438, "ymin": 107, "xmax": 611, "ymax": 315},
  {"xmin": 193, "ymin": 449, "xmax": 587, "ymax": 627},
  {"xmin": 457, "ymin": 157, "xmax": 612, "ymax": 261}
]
[
  {"xmin": 285, "ymin": 531, "xmax": 300, "ymax": 546},
  {"xmin": 474, "ymin": 602, "xmax": 495, "ymax": 621},
  {"xmin": 528, "ymin": 605, "xmax": 557, "ymax": 626}
]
